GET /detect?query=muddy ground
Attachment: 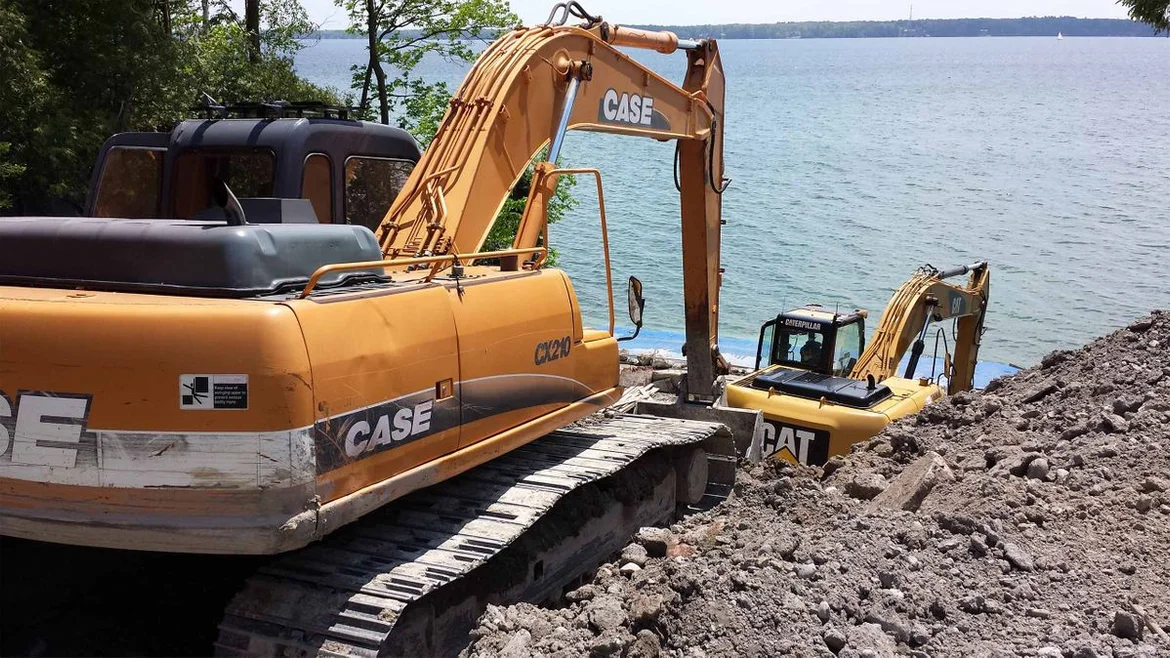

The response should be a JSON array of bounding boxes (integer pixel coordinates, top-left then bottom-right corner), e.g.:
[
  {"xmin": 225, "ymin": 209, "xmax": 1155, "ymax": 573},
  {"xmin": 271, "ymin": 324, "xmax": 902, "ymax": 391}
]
[{"xmin": 462, "ymin": 311, "xmax": 1170, "ymax": 658}]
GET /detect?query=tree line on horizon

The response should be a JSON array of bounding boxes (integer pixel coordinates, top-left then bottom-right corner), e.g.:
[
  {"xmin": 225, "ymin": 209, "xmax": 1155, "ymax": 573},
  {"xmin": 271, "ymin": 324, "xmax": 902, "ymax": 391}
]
[{"xmin": 308, "ymin": 16, "xmax": 1159, "ymax": 40}]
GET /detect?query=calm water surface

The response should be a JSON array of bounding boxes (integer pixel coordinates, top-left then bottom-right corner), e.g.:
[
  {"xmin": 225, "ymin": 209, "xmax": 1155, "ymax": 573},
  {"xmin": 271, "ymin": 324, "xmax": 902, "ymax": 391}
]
[{"xmin": 295, "ymin": 37, "xmax": 1170, "ymax": 366}]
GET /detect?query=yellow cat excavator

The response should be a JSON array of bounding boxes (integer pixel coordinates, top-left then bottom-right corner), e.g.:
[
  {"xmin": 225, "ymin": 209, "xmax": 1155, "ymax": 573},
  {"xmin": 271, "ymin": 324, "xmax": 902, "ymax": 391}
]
[
  {"xmin": 724, "ymin": 262, "xmax": 990, "ymax": 466},
  {"xmin": 0, "ymin": 4, "xmax": 734, "ymax": 655}
]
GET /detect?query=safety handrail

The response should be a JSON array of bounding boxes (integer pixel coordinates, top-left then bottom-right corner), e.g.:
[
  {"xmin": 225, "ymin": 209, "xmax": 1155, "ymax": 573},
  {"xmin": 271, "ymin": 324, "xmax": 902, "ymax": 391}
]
[
  {"xmin": 547, "ymin": 167, "xmax": 614, "ymax": 336},
  {"xmin": 299, "ymin": 247, "xmax": 547, "ymax": 298}
]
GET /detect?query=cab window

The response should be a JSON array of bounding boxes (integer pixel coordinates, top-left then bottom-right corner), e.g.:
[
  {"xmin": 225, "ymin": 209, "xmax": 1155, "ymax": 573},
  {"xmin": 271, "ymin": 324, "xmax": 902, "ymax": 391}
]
[
  {"xmin": 172, "ymin": 148, "xmax": 276, "ymax": 219},
  {"xmin": 756, "ymin": 320, "xmax": 776, "ymax": 370},
  {"xmin": 92, "ymin": 147, "xmax": 165, "ymax": 218},
  {"xmin": 832, "ymin": 321, "xmax": 862, "ymax": 376},
  {"xmin": 301, "ymin": 153, "xmax": 333, "ymax": 223},
  {"xmin": 344, "ymin": 156, "xmax": 414, "ymax": 232},
  {"xmin": 776, "ymin": 328, "xmax": 826, "ymax": 370}
]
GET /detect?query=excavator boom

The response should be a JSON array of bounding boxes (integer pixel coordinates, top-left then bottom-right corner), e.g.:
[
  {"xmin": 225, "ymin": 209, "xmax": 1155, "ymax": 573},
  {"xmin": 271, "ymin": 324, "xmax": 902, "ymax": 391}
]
[
  {"xmin": 849, "ymin": 262, "xmax": 991, "ymax": 393},
  {"xmin": 376, "ymin": 15, "xmax": 726, "ymax": 399}
]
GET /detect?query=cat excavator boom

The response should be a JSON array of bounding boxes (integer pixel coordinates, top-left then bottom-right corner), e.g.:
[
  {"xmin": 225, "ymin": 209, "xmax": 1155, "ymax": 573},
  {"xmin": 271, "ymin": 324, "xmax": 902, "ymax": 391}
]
[{"xmin": 850, "ymin": 261, "xmax": 991, "ymax": 393}]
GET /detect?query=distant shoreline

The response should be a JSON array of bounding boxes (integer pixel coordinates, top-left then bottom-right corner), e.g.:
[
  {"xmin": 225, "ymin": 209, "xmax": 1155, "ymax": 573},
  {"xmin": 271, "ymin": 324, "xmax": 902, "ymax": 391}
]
[{"xmin": 306, "ymin": 17, "xmax": 1158, "ymax": 40}]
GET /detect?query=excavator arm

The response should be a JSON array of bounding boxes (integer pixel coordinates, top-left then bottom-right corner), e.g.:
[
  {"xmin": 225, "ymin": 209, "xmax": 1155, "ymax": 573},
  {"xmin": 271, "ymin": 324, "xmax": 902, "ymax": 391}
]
[
  {"xmin": 376, "ymin": 6, "xmax": 727, "ymax": 400},
  {"xmin": 849, "ymin": 262, "xmax": 990, "ymax": 394}
]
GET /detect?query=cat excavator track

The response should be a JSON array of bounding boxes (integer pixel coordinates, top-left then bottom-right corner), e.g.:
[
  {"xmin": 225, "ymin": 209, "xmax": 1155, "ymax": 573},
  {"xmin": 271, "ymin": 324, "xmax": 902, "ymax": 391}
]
[{"xmin": 217, "ymin": 414, "xmax": 735, "ymax": 657}]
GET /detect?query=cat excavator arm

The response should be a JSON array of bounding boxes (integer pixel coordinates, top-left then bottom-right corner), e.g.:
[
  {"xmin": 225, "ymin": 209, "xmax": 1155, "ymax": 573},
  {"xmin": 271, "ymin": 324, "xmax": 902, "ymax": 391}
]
[
  {"xmin": 375, "ymin": 9, "xmax": 727, "ymax": 400},
  {"xmin": 849, "ymin": 262, "xmax": 991, "ymax": 393}
]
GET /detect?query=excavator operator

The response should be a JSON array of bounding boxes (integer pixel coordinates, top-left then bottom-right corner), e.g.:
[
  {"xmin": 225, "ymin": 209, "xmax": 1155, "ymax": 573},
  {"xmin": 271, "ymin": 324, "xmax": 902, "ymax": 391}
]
[{"xmin": 800, "ymin": 333, "xmax": 823, "ymax": 367}]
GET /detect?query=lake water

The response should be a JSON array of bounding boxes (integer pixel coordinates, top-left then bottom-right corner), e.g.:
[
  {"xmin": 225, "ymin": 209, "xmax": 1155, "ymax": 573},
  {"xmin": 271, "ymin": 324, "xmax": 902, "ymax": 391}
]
[{"xmin": 294, "ymin": 36, "xmax": 1170, "ymax": 368}]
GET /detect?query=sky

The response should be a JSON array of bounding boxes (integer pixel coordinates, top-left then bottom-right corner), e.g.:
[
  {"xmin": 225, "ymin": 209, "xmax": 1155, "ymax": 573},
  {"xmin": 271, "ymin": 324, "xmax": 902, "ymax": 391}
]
[{"xmin": 300, "ymin": 0, "xmax": 1132, "ymax": 29}]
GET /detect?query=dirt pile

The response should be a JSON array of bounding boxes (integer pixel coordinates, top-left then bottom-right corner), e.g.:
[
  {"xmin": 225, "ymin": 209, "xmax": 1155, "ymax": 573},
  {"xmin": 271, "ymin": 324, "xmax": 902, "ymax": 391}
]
[{"xmin": 461, "ymin": 311, "xmax": 1170, "ymax": 658}]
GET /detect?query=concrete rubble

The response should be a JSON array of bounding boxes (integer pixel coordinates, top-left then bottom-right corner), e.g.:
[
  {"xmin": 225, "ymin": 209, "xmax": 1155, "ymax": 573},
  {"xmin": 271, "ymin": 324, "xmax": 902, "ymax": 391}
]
[{"xmin": 462, "ymin": 311, "xmax": 1170, "ymax": 657}]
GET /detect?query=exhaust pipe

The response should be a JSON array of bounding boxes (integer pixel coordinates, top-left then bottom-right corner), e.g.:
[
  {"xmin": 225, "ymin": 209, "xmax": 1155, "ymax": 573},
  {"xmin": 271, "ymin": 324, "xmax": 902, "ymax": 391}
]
[{"xmin": 935, "ymin": 261, "xmax": 987, "ymax": 280}]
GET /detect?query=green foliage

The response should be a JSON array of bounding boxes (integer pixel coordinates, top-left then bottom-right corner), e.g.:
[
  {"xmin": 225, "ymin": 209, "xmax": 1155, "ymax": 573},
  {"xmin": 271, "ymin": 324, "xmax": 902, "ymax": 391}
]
[
  {"xmin": 1118, "ymin": 1, "xmax": 1170, "ymax": 33},
  {"xmin": 340, "ymin": 0, "xmax": 518, "ymax": 124},
  {"xmin": 482, "ymin": 162, "xmax": 578, "ymax": 267},
  {"xmin": 0, "ymin": 0, "xmax": 338, "ymax": 214},
  {"xmin": 343, "ymin": 0, "xmax": 576, "ymax": 262},
  {"xmin": 0, "ymin": 144, "xmax": 26, "ymax": 210},
  {"xmin": 172, "ymin": 18, "xmax": 337, "ymax": 110},
  {"xmin": 395, "ymin": 79, "xmax": 455, "ymax": 147}
]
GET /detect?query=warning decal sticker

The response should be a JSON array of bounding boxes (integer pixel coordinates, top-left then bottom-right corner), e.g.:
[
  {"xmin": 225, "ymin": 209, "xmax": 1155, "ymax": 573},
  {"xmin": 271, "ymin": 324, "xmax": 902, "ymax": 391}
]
[{"xmin": 179, "ymin": 374, "xmax": 249, "ymax": 410}]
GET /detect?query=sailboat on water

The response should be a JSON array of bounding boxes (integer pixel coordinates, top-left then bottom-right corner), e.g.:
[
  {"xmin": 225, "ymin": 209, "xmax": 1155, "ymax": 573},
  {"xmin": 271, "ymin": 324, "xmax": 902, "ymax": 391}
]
[{"xmin": 1057, "ymin": 32, "xmax": 1064, "ymax": 40}]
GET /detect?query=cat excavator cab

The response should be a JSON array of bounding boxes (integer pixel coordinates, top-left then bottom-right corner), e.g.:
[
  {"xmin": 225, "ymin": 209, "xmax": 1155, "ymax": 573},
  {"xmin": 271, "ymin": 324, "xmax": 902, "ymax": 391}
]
[
  {"xmin": 725, "ymin": 262, "xmax": 990, "ymax": 466},
  {"xmin": 754, "ymin": 305, "xmax": 868, "ymax": 377}
]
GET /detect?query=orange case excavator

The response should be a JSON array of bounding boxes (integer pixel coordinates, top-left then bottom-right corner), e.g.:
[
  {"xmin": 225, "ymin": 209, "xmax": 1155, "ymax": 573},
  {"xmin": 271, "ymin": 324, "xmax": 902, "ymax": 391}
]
[{"xmin": 0, "ymin": 11, "xmax": 727, "ymax": 556}]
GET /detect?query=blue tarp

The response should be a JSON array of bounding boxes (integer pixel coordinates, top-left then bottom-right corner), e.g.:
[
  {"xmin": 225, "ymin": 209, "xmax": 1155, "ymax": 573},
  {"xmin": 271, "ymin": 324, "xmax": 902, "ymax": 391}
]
[{"xmin": 614, "ymin": 326, "xmax": 1021, "ymax": 390}]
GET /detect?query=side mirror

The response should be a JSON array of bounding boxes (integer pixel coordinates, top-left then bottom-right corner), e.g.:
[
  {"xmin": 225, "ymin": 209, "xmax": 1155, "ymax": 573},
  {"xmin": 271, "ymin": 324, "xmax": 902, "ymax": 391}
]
[{"xmin": 617, "ymin": 276, "xmax": 645, "ymax": 342}]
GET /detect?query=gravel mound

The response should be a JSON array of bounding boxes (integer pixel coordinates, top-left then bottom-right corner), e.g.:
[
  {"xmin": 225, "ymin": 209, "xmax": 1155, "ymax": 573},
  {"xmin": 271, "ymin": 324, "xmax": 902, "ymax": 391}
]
[{"xmin": 461, "ymin": 311, "xmax": 1170, "ymax": 658}]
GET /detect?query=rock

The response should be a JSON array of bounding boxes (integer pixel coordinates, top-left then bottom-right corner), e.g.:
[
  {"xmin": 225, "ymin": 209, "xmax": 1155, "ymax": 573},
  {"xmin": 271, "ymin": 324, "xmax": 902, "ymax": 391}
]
[
  {"xmin": 1022, "ymin": 382, "xmax": 1059, "ymax": 403},
  {"xmin": 1100, "ymin": 413, "xmax": 1130, "ymax": 434},
  {"xmin": 1060, "ymin": 423, "xmax": 1091, "ymax": 442},
  {"xmin": 1003, "ymin": 542, "xmax": 1035, "ymax": 571},
  {"xmin": 566, "ymin": 584, "xmax": 599, "ymax": 602},
  {"xmin": 1041, "ymin": 351, "xmax": 1070, "ymax": 369},
  {"xmin": 1027, "ymin": 457, "xmax": 1051, "ymax": 480},
  {"xmin": 958, "ymin": 595, "xmax": 987, "ymax": 614},
  {"xmin": 864, "ymin": 610, "xmax": 911, "ymax": 644},
  {"xmin": 846, "ymin": 623, "xmax": 898, "ymax": 656},
  {"xmin": 1113, "ymin": 396, "xmax": 1144, "ymax": 414},
  {"xmin": 816, "ymin": 600, "xmax": 831, "ymax": 621},
  {"xmin": 590, "ymin": 634, "xmax": 630, "ymax": 657},
  {"xmin": 795, "ymin": 563, "xmax": 817, "ymax": 579},
  {"xmin": 1112, "ymin": 610, "xmax": 1143, "ymax": 640},
  {"xmin": 635, "ymin": 527, "xmax": 671, "ymax": 558},
  {"xmin": 630, "ymin": 593, "xmax": 664, "ymax": 627},
  {"xmin": 620, "ymin": 562, "xmax": 643, "ymax": 576},
  {"xmin": 629, "ymin": 629, "xmax": 661, "ymax": 658},
  {"xmin": 1128, "ymin": 317, "xmax": 1156, "ymax": 332},
  {"xmin": 622, "ymin": 543, "xmax": 649, "ymax": 567},
  {"xmin": 587, "ymin": 596, "xmax": 628, "ymax": 632},
  {"xmin": 1139, "ymin": 477, "xmax": 1168, "ymax": 493},
  {"xmin": 877, "ymin": 571, "xmax": 900, "ymax": 589},
  {"xmin": 845, "ymin": 472, "xmax": 889, "ymax": 500},
  {"xmin": 868, "ymin": 452, "xmax": 955, "ymax": 512},
  {"xmin": 497, "ymin": 629, "xmax": 532, "ymax": 658},
  {"xmin": 823, "ymin": 626, "xmax": 847, "ymax": 653},
  {"xmin": 1036, "ymin": 648, "xmax": 1063, "ymax": 658},
  {"xmin": 650, "ymin": 356, "xmax": 674, "ymax": 370}
]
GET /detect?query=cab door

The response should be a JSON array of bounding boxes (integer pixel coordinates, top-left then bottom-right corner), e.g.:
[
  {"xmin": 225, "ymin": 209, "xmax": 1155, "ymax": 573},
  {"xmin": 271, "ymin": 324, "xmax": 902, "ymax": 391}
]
[
  {"xmin": 755, "ymin": 318, "xmax": 778, "ymax": 370},
  {"xmin": 445, "ymin": 270, "xmax": 586, "ymax": 448}
]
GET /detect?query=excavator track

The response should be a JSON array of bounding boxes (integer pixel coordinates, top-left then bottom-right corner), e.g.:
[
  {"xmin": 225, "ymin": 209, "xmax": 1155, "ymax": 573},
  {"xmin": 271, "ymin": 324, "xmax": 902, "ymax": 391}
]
[{"xmin": 215, "ymin": 413, "xmax": 736, "ymax": 657}]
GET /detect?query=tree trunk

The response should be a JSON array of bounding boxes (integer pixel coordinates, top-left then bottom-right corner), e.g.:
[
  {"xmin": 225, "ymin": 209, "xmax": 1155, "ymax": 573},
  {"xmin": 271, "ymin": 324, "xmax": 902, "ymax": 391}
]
[
  {"xmin": 365, "ymin": 0, "xmax": 389, "ymax": 124},
  {"xmin": 245, "ymin": 0, "xmax": 261, "ymax": 63},
  {"xmin": 158, "ymin": 0, "xmax": 172, "ymax": 36},
  {"xmin": 201, "ymin": 0, "xmax": 209, "ymax": 31},
  {"xmin": 358, "ymin": 61, "xmax": 373, "ymax": 114}
]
